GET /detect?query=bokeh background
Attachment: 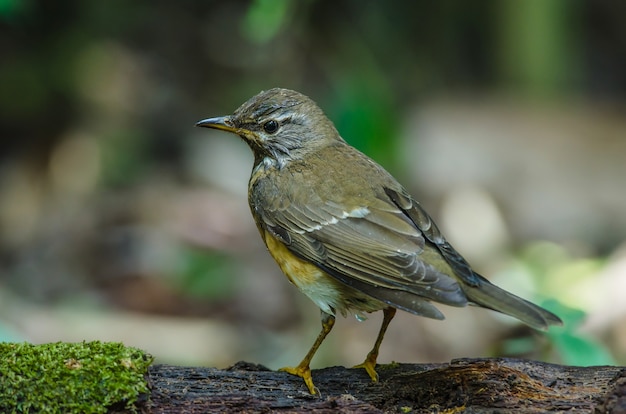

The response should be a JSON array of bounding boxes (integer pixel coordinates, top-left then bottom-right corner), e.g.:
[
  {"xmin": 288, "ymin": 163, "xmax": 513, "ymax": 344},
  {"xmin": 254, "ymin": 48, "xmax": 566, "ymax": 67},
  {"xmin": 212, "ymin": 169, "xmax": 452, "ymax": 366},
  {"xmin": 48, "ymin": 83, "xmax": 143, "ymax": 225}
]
[{"xmin": 1, "ymin": 0, "xmax": 625, "ymax": 369}]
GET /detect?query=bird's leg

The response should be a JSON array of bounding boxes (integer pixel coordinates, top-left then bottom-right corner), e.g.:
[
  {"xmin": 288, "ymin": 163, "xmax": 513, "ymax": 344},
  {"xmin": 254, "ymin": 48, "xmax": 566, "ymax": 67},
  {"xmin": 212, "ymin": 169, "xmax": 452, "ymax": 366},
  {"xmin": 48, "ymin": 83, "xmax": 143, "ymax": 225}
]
[
  {"xmin": 353, "ymin": 307, "xmax": 396, "ymax": 382},
  {"xmin": 280, "ymin": 310, "xmax": 335, "ymax": 395}
]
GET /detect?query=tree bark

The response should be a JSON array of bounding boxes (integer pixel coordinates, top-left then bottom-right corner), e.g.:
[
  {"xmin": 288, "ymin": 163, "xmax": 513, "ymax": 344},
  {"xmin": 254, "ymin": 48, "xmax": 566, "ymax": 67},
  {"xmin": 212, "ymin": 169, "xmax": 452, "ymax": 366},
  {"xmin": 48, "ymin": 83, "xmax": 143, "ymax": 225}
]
[{"xmin": 139, "ymin": 358, "xmax": 626, "ymax": 413}]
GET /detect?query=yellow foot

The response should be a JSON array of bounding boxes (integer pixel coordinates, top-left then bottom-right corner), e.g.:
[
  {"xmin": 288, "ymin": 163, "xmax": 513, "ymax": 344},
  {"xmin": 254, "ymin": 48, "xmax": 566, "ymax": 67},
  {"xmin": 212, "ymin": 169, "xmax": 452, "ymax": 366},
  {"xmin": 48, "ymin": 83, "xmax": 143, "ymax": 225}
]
[
  {"xmin": 353, "ymin": 354, "xmax": 379, "ymax": 382},
  {"xmin": 280, "ymin": 365, "xmax": 317, "ymax": 394}
]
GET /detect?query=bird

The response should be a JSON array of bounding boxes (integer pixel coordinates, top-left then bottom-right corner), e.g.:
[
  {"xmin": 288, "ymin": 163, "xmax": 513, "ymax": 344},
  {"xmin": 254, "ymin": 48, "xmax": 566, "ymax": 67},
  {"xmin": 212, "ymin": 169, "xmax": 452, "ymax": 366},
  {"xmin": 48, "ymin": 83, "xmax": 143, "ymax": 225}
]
[{"xmin": 196, "ymin": 88, "xmax": 562, "ymax": 395}]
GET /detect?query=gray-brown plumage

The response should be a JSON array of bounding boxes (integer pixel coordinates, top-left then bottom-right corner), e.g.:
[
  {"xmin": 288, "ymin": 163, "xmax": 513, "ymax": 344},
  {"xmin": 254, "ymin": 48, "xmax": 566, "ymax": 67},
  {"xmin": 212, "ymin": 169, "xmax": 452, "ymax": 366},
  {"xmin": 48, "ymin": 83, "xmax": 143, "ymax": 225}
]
[{"xmin": 197, "ymin": 88, "xmax": 562, "ymax": 394}]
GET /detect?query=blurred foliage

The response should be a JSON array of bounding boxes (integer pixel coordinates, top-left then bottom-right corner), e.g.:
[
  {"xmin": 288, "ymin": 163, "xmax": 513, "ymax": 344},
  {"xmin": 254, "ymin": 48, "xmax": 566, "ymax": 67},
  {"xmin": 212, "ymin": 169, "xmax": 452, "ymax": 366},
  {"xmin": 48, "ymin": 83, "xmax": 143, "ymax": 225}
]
[
  {"xmin": 520, "ymin": 242, "xmax": 606, "ymax": 312},
  {"xmin": 498, "ymin": 0, "xmax": 582, "ymax": 97},
  {"xmin": 0, "ymin": 322, "xmax": 22, "ymax": 342},
  {"xmin": 242, "ymin": 0, "xmax": 292, "ymax": 44},
  {"xmin": 498, "ymin": 242, "xmax": 617, "ymax": 365},
  {"xmin": 0, "ymin": 0, "xmax": 26, "ymax": 20},
  {"xmin": 175, "ymin": 247, "xmax": 237, "ymax": 300},
  {"xmin": 99, "ymin": 127, "xmax": 151, "ymax": 188},
  {"xmin": 545, "ymin": 302, "xmax": 616, "ymax": 366},
  {"xmin": 501, "ymin": 299, "xmax": 615, "ymax": 366},
  {"xmin": 1, "ymin": 1, "xmax": 624, "ymax": 177},
  {"xmin": 330, "ymin": 75, "xmax": 399, "ymax": 171}
]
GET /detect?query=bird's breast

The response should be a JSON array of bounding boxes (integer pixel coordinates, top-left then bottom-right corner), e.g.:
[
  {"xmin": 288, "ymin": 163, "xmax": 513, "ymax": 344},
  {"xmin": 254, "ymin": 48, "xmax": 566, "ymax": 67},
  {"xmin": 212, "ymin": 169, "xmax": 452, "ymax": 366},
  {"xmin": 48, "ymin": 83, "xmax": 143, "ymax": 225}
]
[
  {"xmin": 263, "ymin": 230, "xmax": 343, "ymax": 313},
  {"xmin": 262, "ymin": 230, "xmax": 384, "ymax": 316}
]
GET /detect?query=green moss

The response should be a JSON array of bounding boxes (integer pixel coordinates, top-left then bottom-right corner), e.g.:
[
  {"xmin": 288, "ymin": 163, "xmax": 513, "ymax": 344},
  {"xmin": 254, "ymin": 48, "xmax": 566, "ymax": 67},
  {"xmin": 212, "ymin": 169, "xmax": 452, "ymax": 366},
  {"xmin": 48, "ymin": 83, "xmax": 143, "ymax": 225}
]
[
  {"xmin": 378, "ymin": 361, "xmax": 400, "ymax": 371},
  {"xmin": 0, "ymin": 341, "xmax": 153, "ymax": 414}
]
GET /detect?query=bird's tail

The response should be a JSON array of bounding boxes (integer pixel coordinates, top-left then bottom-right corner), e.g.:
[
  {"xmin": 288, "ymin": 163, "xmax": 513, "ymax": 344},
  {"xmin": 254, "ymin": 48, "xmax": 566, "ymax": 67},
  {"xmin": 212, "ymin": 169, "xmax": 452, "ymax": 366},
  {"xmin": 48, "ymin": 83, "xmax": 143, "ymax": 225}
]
[{"xmin": 463, "ymin": 273, "xmax": 562, "ymax": 330}]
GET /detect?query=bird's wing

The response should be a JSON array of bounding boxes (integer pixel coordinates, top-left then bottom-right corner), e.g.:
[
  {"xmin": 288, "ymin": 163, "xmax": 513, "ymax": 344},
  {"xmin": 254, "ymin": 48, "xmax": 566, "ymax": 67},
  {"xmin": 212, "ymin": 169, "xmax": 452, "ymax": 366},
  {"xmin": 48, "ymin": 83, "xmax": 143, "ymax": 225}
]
[
  {"xmin": 382, "ymin": 187, "xmax": 482, "ymax": 287},
  {"xmin": 257, "ymin": 183, "xmax": 470, "ymax": 311}
]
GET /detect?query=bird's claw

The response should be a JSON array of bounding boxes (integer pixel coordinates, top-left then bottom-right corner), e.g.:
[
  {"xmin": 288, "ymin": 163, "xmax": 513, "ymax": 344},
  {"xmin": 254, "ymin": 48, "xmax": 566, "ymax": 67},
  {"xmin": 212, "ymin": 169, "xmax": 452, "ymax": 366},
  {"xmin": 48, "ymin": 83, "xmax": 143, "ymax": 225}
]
[
  {"xmin": 353, "ymin": 354, "xmax": 379, "ymax": 382},
  {"xmin": 280, "ymin": 365, "xmax": 318, "ymax": 395}
]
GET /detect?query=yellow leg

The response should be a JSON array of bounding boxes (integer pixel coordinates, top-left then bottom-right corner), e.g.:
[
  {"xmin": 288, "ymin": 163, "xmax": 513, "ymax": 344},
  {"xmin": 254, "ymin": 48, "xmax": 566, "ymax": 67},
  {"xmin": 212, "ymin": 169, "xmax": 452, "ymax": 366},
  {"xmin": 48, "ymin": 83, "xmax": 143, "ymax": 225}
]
[
  {"xmin": 353, "ymin": 307, "xmax": 396, "ymax": 382},
  {"xmin": 280, "ymin": 311, "xmax": 335, "ymax": 394}
]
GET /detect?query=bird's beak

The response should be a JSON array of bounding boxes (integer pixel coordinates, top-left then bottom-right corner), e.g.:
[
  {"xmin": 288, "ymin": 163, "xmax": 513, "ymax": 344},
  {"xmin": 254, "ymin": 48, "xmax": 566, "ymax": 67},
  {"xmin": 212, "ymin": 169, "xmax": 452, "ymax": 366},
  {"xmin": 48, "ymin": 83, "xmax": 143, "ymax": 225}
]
[{"xmin": 195, "ymin": 116, "xmax": 238, "ymax": 133}]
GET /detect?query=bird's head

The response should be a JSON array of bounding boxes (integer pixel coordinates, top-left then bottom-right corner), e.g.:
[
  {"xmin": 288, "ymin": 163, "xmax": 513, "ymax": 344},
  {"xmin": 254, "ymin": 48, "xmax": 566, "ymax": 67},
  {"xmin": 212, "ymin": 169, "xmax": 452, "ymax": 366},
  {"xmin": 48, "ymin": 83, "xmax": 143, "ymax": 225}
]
[{"xmin": 196, "ymin": 88, "xmax": 342, "ymax": 168}]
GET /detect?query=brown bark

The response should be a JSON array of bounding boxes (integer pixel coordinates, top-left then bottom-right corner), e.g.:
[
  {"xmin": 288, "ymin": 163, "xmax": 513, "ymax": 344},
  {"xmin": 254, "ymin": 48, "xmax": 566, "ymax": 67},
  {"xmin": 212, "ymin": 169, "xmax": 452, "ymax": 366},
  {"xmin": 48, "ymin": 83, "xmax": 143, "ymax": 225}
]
[{"xmin": 138, "ymin": 358, "xmax": 626, "ymax": 413}]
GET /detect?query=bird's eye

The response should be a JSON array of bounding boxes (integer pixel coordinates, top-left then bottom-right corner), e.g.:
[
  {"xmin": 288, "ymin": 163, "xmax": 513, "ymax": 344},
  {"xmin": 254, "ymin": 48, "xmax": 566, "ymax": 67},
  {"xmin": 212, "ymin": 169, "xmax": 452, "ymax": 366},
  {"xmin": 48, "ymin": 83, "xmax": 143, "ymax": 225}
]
[{"xmin": 263, "ymin": 120, "xmax": 279, "ymax": 134}]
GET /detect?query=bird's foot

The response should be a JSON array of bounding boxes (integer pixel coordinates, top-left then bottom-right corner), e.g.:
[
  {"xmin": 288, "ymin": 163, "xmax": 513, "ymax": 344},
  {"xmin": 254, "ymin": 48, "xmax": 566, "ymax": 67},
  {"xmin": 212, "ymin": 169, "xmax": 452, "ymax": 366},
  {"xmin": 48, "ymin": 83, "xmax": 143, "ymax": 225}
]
[
  {"xmin": 279, "ymin": 364, "xmax": 318, "ymax": 395},
  {"xmin": 352, "ymin": 353, "xmax": 379, "ymax": 382}
]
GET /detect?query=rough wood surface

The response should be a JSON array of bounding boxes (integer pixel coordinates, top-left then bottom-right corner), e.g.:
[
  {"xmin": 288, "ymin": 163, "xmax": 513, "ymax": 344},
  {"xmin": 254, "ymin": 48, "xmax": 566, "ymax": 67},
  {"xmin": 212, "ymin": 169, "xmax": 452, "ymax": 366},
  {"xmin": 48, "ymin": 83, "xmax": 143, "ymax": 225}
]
[{"xmin": 133, "ymin": 358, "xmax": 626, "ymax": 413}]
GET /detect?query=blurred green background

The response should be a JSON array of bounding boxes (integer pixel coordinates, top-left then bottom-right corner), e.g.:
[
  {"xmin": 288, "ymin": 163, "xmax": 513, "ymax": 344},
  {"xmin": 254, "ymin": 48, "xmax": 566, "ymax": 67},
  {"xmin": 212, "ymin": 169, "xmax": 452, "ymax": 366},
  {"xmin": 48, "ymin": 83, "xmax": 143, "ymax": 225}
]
[{"xmin": 1, "ymin": 0, "xmax": 625, "ymax": 369}]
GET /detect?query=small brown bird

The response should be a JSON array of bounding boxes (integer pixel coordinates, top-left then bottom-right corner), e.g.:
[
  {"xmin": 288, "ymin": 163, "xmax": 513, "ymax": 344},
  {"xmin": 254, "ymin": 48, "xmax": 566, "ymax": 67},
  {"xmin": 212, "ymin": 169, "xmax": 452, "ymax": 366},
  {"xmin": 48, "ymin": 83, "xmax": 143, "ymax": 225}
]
[{"xmin": 196, "ymin": 88, "xmax": 562, "ymax": 394}]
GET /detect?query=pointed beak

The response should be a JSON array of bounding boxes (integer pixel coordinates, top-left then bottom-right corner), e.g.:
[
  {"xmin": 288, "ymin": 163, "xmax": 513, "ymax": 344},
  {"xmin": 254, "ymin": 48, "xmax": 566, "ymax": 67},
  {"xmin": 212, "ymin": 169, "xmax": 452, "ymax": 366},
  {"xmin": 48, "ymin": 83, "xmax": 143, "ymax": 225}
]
[{"xmin": 195, "ymin": 116, "xmax": 238, "ymax": 133}]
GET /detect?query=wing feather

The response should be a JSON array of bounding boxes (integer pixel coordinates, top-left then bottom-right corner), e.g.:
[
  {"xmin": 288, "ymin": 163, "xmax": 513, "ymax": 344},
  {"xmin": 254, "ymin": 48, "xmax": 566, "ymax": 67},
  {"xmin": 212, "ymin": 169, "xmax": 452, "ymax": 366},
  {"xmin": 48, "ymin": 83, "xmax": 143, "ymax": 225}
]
[{"xmin": 259, "ymin": 189, "xmax": 468, "ymax": 307}]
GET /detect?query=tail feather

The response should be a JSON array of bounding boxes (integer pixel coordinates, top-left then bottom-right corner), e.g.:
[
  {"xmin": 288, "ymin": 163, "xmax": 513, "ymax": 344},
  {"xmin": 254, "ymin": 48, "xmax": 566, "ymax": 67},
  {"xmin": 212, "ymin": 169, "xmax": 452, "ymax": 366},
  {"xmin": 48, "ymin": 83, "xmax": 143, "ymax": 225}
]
[{"xmin": 463, "ymin": 274, "xmax": 562, "ymax": 330}]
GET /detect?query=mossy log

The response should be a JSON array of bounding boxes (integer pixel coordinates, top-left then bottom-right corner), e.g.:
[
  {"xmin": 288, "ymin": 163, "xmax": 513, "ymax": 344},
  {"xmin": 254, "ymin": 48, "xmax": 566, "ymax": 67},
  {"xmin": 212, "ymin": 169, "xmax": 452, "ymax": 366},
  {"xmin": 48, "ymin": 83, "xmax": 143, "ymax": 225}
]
[{"xmin": 139, "ymin": 358, "xmax": 626, "ymax": 413}]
